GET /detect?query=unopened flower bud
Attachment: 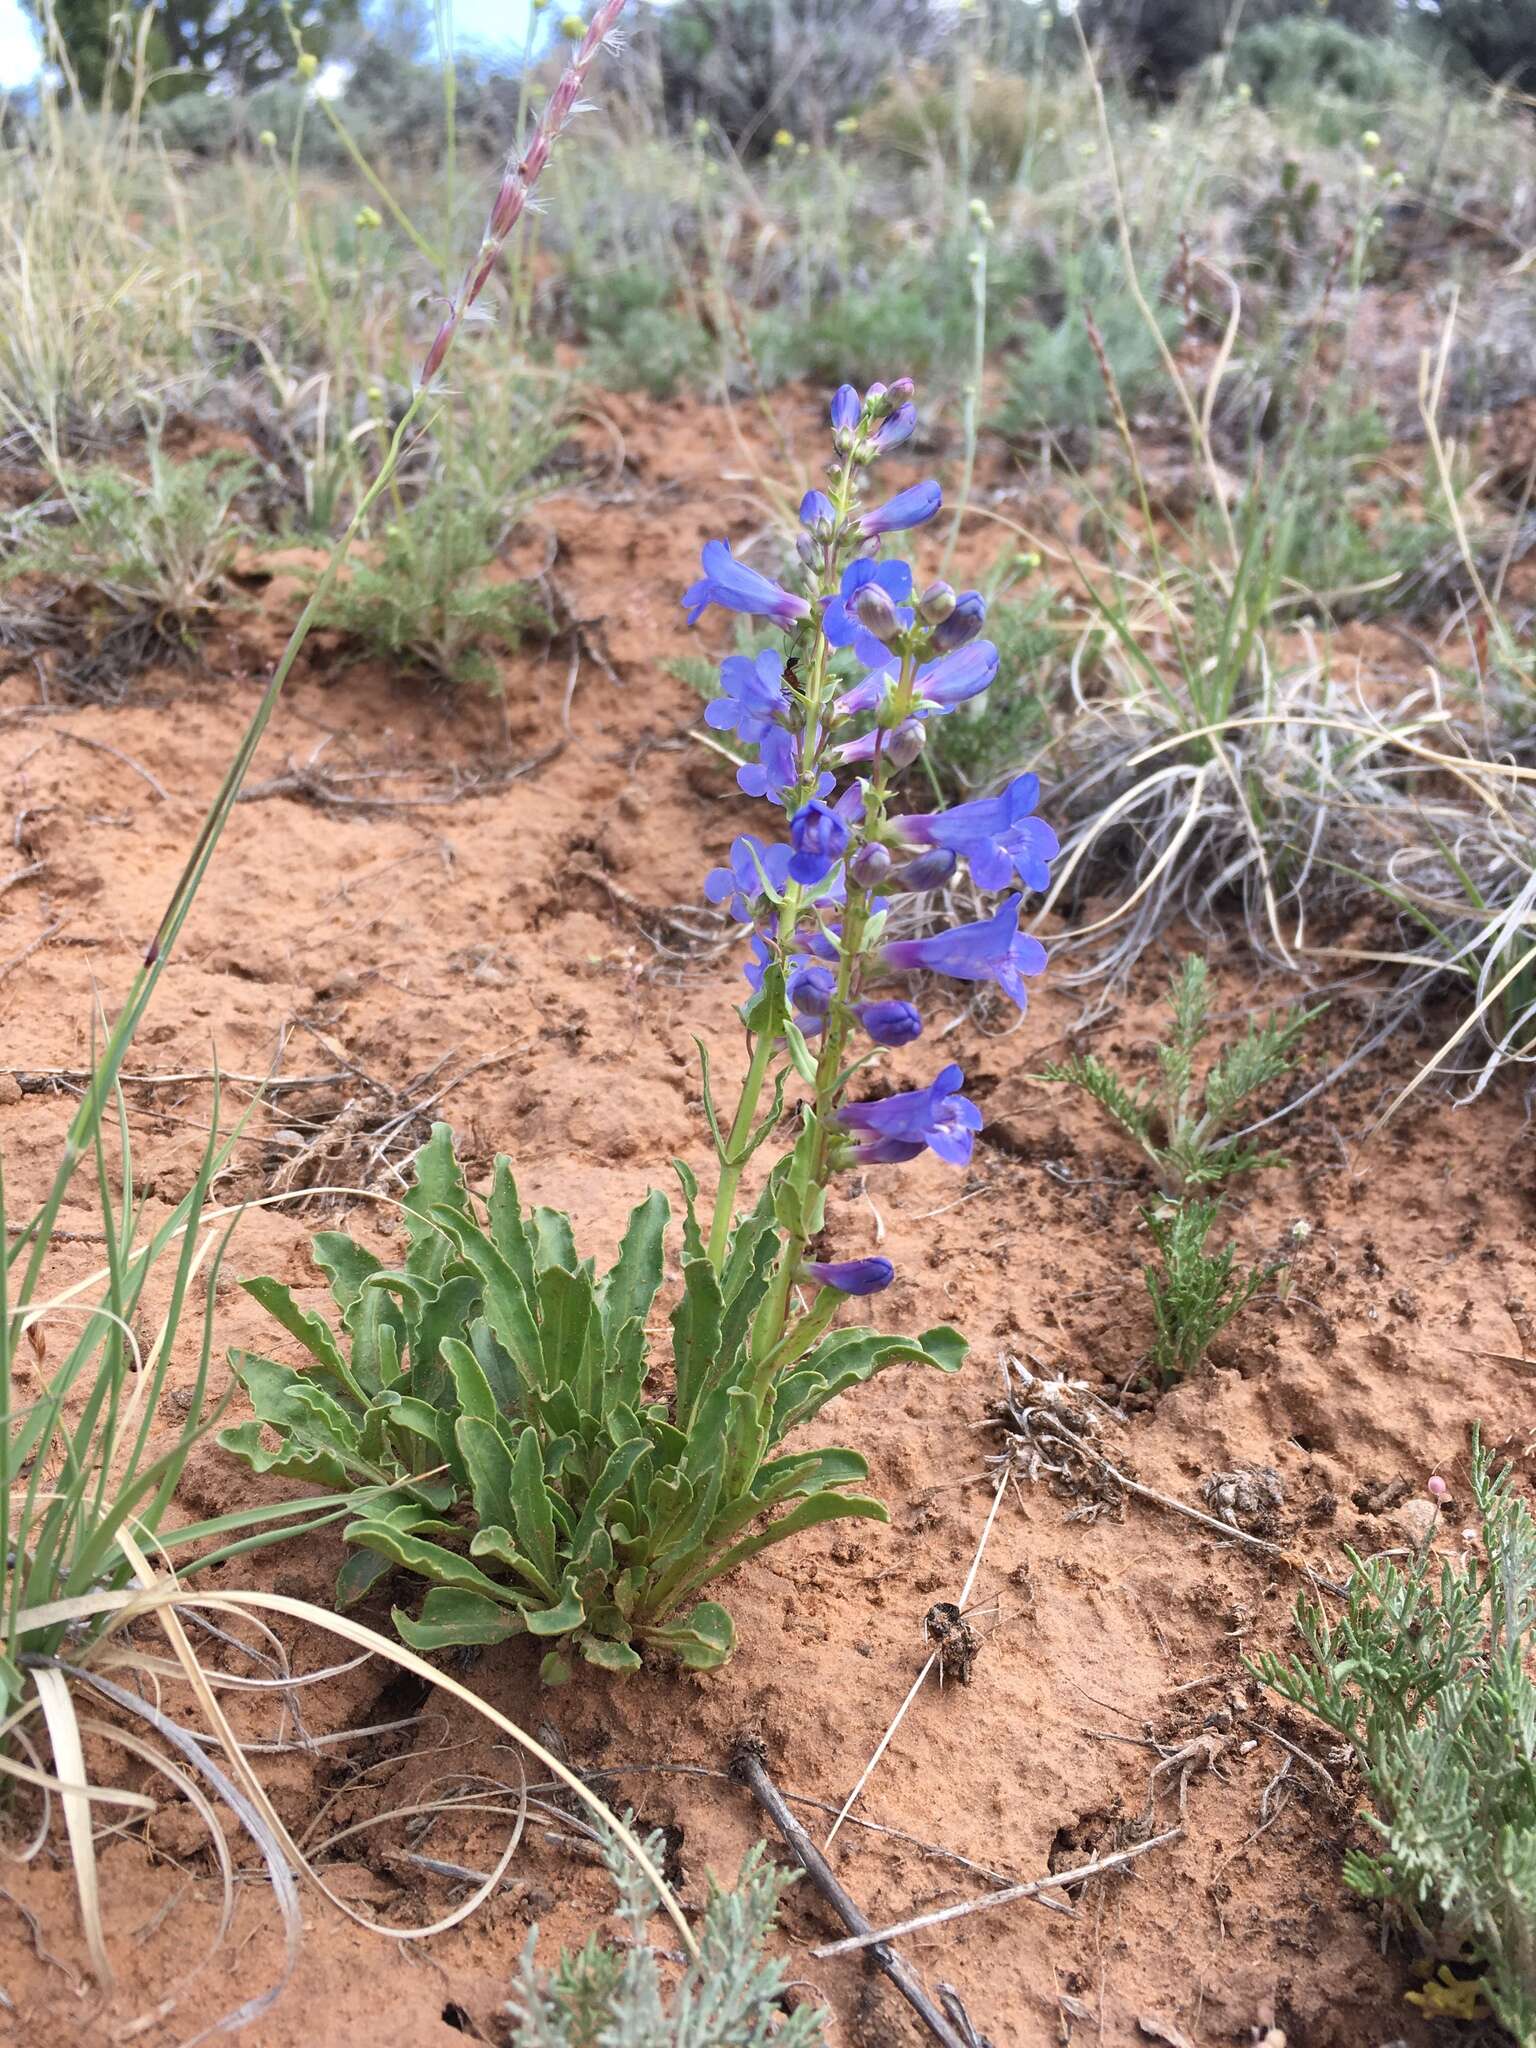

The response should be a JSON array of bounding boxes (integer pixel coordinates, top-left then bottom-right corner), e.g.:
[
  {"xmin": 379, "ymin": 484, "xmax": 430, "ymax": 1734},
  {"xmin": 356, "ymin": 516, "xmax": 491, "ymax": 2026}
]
[
  {"xmin": 773, "ymin": 129, "xmax": 794, "ymax": 149},
  {"xmin": 799, "ymin": 488, "xmax": 834, "ymax": 532},
  {"xmin": 893, "ymin": 848, "xmax": 957, "ymax": 891},
  {"xmin": 354, "ymin": 205, "xmax": 381, "ymax": 230},
  {"xmin": 693, "ymin": 117, "xmax": 710, "ymax": 138},
  {"xmin": 918, "ymin": 579, "xmax": 956, "ymax": 625},
  {"xmin": 885, "ymin": 718, "xmax": 927, "ymax": 769},
  {"xmin": 834, "ymin": 115, "xmax": 859, "ymax": 135},
  {"xmin": 848, "ymin": 842, "xmax": 893, "ymax": 889},
  {"xmin": 795, "ymin": 532, "xmax": 818, "ymax": 568},
  {"xmin": 1428, "ymin": 1475, "xmax": 1448, "ymax": 1501},
  {"xmin": 296, "ymin": 50, "xmax": 318, "ymax": 78},
  {"xmin": 561, "ymin": 12, "xmax": 586, "ymax": 37},
  {"xmin": 856, "ymin": 999, "xmax": 922, "ymax": 1047},
  {"xmin": 888, "ymin": 378, "xmax": 915, "ymax": 403},
  {"xmin": 258, "ymin": 127, "xmax": 277, "ymax": 147},
  {"xmin": 852, "ymin": 582, "xmax": 902, "ymax": 644},
  {"xmin": 930, "ymin": 590, "xmax": 986, "ymax": 652},
  {"xmin": 1361, "ymin": 129, "xmax": 1381, "ymax": 151}
]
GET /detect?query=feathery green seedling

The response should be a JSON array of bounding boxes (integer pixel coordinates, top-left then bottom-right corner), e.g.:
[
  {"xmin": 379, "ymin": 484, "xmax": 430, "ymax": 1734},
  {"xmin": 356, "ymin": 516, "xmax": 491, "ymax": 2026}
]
[
  {"xmin": 1042, "ymin": 956, "xmax": 1318, "ymax": 1383},
  {"xmin": 507, "ymin": 1814, "xmax": 827, "ymax": 2044},
  {"xmin": 1141, "ymin": 1195, "xmax": 1276, "ymax": 1385},
  {"xmin": 310, "ymin": 488, "xmax": 549, "ymax": 689},
  {"xmin": 1252, "ymin": 1437, "xmax": 1536, "ymax": 2046},
  {"xmin": 1040, "ymin": 954, "xmax": 1320, "ymax": 1199}
]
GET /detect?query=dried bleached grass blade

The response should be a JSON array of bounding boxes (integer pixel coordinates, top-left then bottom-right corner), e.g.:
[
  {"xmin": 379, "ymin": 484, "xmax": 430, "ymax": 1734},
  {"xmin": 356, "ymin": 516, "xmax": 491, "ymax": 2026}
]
[
  {"xmin": 11, "ymin": 1572, "xmax": 699, "ymax": 1966},
  {"xmin": 30, "ymin": 1666, "xmax": 114, "ymax": 1988}
]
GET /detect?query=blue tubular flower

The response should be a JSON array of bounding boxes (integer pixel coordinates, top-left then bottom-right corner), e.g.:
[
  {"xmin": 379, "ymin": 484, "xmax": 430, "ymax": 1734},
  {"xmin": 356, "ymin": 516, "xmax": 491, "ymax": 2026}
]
[
  {"xmin": 856, "ymin": 999, "xmax": 923, "ymax": 1047},
  {"xmin": 705, "ymin": 836, "xmax": 794, "ymax": 923},
  {"xmin": 830, "ymin": 384, "xmax": 860, "ymax": 431},
  {"xmin": 882, "ymin": 892, "xmax": 1047, "ymax": 1011},
  {"xmin": 786, "ymin": 959, "xmax": 836, "ymax": 1019},
  {"xmin": 805, "ymin": 1256, "xmax": 895, "ymax": 1295},
  {"xmin": 832, "ymin": 641, "xmax": 998, "ymax": 739},
  {"xmin": 870, "ymin": 402, "xmax": 916, "ymax": 452},
  {"xmin": 858, "ymin": 479, "xmax": 942, "ymax": 539},
  {"xmin": 683, "ymin": 541, "xmax": 810, "ymax": 628},
  {"xmin": 898, "ymin": 773, "xmax": 1060, "ymax": 893},
  {"xmin": 800, "ymin": 489, "xmax": 835, "ymax": 529},
  {"xmin": 794, "ymin": 778, "xmax": 868, "ymax": 884},
  {"xmin": 821, "ymin": 559, "xmax": 914, "ymax": 665},
  {"xmin": 930, "ymin": 590, "xmax": 987, "ymax": 652},
  {"xmin": 704, "ymin": 649, "xmax": 797, "ymax": 801},
  {"xmin": 837, "ymin": 1063, "xmax": 982, "ymax": 1166},
  {"xmin": 916, "ymin": 639, "xmax": 998, "ymax": 708}
]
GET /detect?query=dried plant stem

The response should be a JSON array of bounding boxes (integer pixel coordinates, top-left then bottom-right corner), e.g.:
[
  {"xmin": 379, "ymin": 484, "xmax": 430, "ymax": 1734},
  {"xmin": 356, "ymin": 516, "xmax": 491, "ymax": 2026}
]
[
  {"xmin": 811, "ymin": 1827, "xmax": 1184, "ymax": 1957},
  {"xmin": 824, "ymin": 1464, "xmax": 1009, "ymax": 1846},
  {"xmin": 731, "ymin": 1738, "xmax": 975, "ymax": 2048}
]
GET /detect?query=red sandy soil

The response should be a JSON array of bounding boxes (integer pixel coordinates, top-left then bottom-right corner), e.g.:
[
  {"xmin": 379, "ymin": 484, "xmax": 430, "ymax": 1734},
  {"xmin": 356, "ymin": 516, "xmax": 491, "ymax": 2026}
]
[{"xmin": 0, "ymin": 388, "xmax": 1532, "ymax": 2048}]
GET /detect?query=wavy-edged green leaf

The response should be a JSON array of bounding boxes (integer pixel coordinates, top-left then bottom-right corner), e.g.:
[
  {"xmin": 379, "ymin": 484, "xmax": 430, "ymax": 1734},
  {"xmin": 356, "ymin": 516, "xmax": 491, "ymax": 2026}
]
[
  {"xmin": 217, "ymin": 1419, "xmax": 353, "ymax": 1491},
  {"xmin": 509, "ymin": 1423, "xmax": 559, "ymax": 1588},
  {"xmin": 531, "ymin": 1206, "xmax": 577, "ymax": 1274},
  {"xmin": 336, "ymin": 1546, "xmax": 394, "ymax": 1608},
  {"xmin": 597, "ymin": 1188, "xmax": 667, "ymax": 1397},
  {"xmin": 430, "ymin": 1207, "xmax": 544, "ymax": 1391},
  {"xmin": 486, "ymin": 1155, "xmax": 538, "ymax": 1300},
  {"xmin": 672, "ymin": 1158, "xmax": 705, "ymax": 1265},
  {"xmin": 524, "ymin": 1583, "xmax": 585, "ymax": 1637},
  {"xmin": 344, "ymin": 1520, "xmax": 507, "ymax": 1598},
  {"xmin": 770, "ymin": 1324, "xmax": 967, "ymax": 1443},
  {"xmin": 579, "ymin": 1635, "xmax": 643, "ymax": 1674},
  {"xmin": 239, "ymin": 1276, "xmax": 352, "ymax": 1385},
  {"xmin": 456, "ymin": 1411, "xmax": 518, "ymax": 1533},
  {"xmin": 535, "ymin": 1262, "xmax": 601, "ymax": 1413},
  {"xmin": 678, "ymin": 1492, "xmax": 889, "ymax": 1599},
  {"xmin": 670, "ymin": 1255, "xmax": 723, "ymax": 1431},
  {"xmin": 311, "ymin": 1232, "xmax": 383, "ymax": 1322},
  {"xmin": 640, "ymin": 1600, "xmax": 734, "ymax": 1671},
  {"xmin": 394, "ymin": 1586, "xmax": 524, "ymax": 1653},
  {"xmin": 467, "ymin": 1522, "xmax": 551, "ymax": 1595}
]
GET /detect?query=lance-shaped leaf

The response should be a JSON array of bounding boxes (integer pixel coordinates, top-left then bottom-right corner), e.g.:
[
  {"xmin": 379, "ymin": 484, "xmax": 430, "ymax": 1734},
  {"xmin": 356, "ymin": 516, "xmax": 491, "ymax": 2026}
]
[
  {"xmin": 239, "ymin": 1277, "xmax": 354, "ymax": 1388},
  {"xmin": 394, "ymin": 1587, "xmax": 524, "ymax": 1653},
  {"xmin": 673, "ymin": 1493, "xmax": 889, "ymax": 1603},
  {"xmin": 430, "ymin": 1207, "xmax": 544, "ymax": 1392},
  {"xmin": 595, "ymin": 1188, "xmax": 667, "ymax": 1400},
  {"xmin": 640, "ymin": 1601, "xmax": 734, "ymax": 1671},
  {"xmin": 770, "ymin": 1324, "xmax": 966, "ymax": 1443}
]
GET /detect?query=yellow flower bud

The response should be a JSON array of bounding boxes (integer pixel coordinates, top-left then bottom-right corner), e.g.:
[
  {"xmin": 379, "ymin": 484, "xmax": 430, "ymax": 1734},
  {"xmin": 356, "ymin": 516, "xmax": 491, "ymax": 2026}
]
[
  {"xmin": 257, "ymin": 128, "xmax": 277, "ymax": 148},
  {"xmin": 354, "ymin": 205, "xmax": 381, "ymax": 230},
  {"xmin": 296, "ymin": 50, "xmax": 318, "ymax": 79},
  {"xmin": 834, "ymin": 115, "xmax": 859, "ymax": 135},
  {"xmin": 1361, "ymin": 128, "xmax": 1381, "ymax": 150},
  {"xmin": 560, "ymin": 12, "xmax": 585, "ymax": 38},
  {"xmin": 773, "ymin": 129, "xmax": 794, "ymax": 149}
]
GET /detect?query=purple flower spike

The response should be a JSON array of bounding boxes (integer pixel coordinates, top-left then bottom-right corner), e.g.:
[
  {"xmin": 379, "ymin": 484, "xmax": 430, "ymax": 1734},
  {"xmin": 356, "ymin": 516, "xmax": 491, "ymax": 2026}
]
[
  {"xmin": 837, "ymin": 1063, "xmax": 982, "ymax": 1166},
  {"xmin": 871, "ymin": 402, "xmax": 917, "ymax": 452},
  {"xmin": 683, "ymin": 540, "xmax": 810, "ymax": 628},
  {"xmin": 898, "ymin": 773, "xmax": 1059, "ymax": 893},
  {"xmin": 882, "ymin": 893, "xmax": 1047, "ymax": 1011},
  {"xmin": 830, "ymin": 384, "xmax": 861, "ymax": 431},
  {"xmin": 705, "ymin": 836, "xmax": 794, "ymax": 923},
  {"xmin": 805, "ymin": 1256, "xmax": 895, "ymax": 1296},
  {"xmin": 856, "ymin": 999, "xmax": 923, "ymax": 1047},
  {"xmin": 859, "ymin": 479, "xmax": 942, "ymax": 539},
  {"xmin": 788, "ymin": 798, "xmax": 850, "ymax": 885}
]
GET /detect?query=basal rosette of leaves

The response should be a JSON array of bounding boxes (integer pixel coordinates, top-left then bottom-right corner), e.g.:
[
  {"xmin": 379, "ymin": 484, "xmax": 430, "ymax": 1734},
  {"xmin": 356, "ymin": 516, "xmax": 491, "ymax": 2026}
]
[{"xmin": 225, "ymin": 380, "xmax": 1057, "ymax": 1680}]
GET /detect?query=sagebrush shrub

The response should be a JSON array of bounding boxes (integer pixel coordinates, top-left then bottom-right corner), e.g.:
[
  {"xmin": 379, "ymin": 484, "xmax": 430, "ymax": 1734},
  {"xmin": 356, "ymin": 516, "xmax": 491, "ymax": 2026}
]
[{"xmin": 1253, "ymin": 1438, "xmax": 1536, "ymax": 2045}]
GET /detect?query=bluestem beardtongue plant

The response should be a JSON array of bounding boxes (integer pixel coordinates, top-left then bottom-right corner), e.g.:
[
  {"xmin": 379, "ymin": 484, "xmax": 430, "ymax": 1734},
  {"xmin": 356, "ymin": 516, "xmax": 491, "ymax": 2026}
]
[
  {"xmin": 686, "ymin": 379, "xmax": 1059, "ymax": 1339},
  {"xmin": 223, "ymin": 382, "xmax": 1052, "ymax": 1685}
]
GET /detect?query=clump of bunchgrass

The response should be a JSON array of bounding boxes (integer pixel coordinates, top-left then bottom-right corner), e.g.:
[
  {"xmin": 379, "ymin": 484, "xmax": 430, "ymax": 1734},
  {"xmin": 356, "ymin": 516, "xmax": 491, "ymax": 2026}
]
[
  {"xmin": 4, "ymin": 449, "xmax": 251, "ymax": 690},
  {"xmin": 1041, "ymin": 955, "xmax": 1319, "ymax": 1381},
  {"xmin": 1253, "ymin": 1436, "xmax": 1536, "ymax": 2045},
  {"xmin": 311, "ymin": 488, "xmax": 549, "ymax": 689},
  {"xmin": 507, "ymin": 1815, "xmax": 827, "ymax": 2045}
]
